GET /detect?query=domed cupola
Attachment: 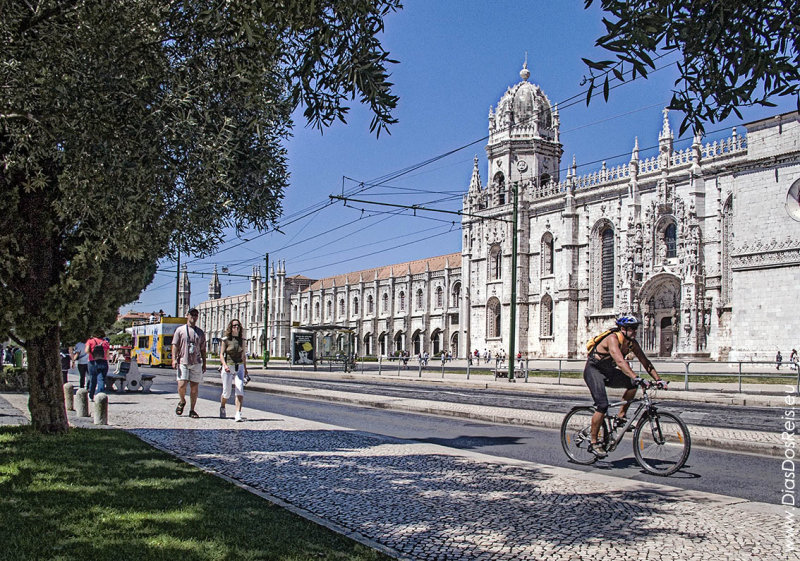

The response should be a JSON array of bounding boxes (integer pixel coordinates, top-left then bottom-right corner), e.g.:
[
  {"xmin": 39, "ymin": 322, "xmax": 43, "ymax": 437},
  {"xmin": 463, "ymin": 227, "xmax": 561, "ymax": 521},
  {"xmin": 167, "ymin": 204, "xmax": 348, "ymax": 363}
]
[
  {"xmin": 489, "ymin": 61, "xmax": 556, "ymax": 143},
  {"xmin": 483, "ymin": 59, "xmax": 563, "ymax": 197}
]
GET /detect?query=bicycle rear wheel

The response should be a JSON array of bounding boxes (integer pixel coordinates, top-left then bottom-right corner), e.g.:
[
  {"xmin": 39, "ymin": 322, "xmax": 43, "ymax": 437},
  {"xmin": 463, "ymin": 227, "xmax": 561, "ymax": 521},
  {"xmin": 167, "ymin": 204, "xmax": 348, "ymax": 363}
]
[
  {"xmin": 561, "ymin": 406, "xmax": 606, "ymax": 465},
  {"xmin": 633, "ymin": 411, "xmax": 691, "ymax": 476}
]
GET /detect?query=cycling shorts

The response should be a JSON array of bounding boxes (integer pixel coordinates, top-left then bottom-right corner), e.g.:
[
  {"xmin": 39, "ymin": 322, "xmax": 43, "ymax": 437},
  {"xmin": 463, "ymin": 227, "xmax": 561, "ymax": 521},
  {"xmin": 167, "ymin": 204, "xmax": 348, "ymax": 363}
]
[{"xmin": 583, "ymin": 356, "xmax": 635, "ymax": 413}]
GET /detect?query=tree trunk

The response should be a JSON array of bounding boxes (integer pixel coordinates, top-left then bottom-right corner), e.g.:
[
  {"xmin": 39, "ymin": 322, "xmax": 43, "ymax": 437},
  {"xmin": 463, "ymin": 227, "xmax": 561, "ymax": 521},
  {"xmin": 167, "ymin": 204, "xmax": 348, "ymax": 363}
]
[{"xmin": 27, "ymin": 326, "xmax": 69, "ymax": 433}]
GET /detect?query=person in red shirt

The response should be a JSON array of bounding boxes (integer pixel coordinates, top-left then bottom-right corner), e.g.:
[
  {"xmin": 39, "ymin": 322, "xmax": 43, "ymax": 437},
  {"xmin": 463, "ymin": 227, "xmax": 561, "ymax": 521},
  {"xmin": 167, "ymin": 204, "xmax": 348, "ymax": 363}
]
[{"xmin": 85, "ymin": 331, "xmax": 109, "ymax": 401}]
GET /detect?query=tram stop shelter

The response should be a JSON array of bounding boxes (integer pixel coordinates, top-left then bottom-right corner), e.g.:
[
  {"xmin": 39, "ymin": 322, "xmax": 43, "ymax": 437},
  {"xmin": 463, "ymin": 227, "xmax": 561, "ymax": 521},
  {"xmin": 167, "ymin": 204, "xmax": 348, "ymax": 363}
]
[{"xmin": 290, "ymin": 324, "xmax": 356, "ymax": 372}]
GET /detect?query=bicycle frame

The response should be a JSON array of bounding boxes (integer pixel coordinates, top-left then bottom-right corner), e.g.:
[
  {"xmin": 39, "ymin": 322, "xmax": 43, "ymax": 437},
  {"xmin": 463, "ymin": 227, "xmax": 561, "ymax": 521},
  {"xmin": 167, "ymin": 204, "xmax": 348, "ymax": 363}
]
[{"xmin": 598, "ymin": 387, "xmax": 657, "ymax": 452}]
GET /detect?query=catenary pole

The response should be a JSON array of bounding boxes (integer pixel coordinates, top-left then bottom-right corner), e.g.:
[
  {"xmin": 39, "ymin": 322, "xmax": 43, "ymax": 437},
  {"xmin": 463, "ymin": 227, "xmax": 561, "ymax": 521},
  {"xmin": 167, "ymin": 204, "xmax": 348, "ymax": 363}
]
[
  {"xmin": 508, "ymin": 183, "xmax": 518, "ymax": 382},
  {"xmin": 263, "ymin": 253, "xmax": 269, "ymax": 369},
  {"xmin": 175, "ymin": 241, "xmax": 180, "ymax": 317}
]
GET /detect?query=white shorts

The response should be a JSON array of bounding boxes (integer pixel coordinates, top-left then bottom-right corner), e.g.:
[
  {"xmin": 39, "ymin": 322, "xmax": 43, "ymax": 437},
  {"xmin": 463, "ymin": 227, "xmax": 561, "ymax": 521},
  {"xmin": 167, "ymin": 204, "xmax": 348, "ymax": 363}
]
[
  {"xmin": 177, "ymin": 363, "xmax": 203, "ymax": 383},
  {"xmin": 221, "ymin": 363, "xmax": 245, "ymax": 399}
]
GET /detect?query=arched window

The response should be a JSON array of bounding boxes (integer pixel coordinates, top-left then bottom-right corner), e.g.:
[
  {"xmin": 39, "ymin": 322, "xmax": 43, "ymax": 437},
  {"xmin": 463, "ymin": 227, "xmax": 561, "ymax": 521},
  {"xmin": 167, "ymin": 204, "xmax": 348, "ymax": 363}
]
[
  {"xmin": 489, "ymin": 245, "xmax": 502, "ymax": 280},
  {"xmin": 416, "ymin": 289, "xmax": 424, "ymax": 309},
  {"xmin": 326, "ymin": 300, "xmax": 332, "ymax": 319},
  {"xmin": 303, "ymin": 303, "xmax": 308, "ymax": 321},
  {"xmin": 367, "ymin": 294, "xmax": 374, "ymax": 314},
  {"xmin": 541, "ymin": 232, "xmax": 554, "ymax": 275},
  {"xmin": 382, "ymin": 293, "xmax": 389, "ymax": 313},
  {"xmin": 452, "ymin": 282, "xmax": 461, "ymax": 308},
  {"xmin": 353, "ymin": 297, "xmax": 359, "ymax": 315},
  {"xmin": 494, "ymin": 172, "xmax": 506, "ymax": 205},
  {"xmin": 399, "ymin": 291, "xmax": 405, "ymax": 311},
  {"xmin": 601, "ymin": 228, "xmax": 615, "ymax": 308},
  {"xmin": 487, "ymin": 297, "xmax": 501, "ymax": 338},
  {"xmin": 339, "ymin": 298, "xmax": 345, "ymax": 316},
  {"xmin": 540, "ymin": 294, "xmax": 553, "ymax": 337},
  {"xmin": 665, "ymin": 223, "xmax": 677, "ymax": 258},
  {"xmin": 436, "ymin": 286, "xmax": 443, "ymax": 308},
  {"xmin": 314, "ymin": 302, "xmax": 320, "ymax": 320}
]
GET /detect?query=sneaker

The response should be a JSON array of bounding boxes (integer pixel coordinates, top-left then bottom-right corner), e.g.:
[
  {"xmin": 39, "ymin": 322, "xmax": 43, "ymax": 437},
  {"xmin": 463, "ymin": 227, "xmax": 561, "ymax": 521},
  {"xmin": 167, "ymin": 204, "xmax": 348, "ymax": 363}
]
[
  {"xmin": 234, "ymin": 412, "xmax": 242, "ymax": 422},
  {"xmin": 219, "ymin": 407, "xmax": 226, "ymax": 419},
  {"xmin": 588, "ymin": 442, "xmax": 608, "ymax": 459}
]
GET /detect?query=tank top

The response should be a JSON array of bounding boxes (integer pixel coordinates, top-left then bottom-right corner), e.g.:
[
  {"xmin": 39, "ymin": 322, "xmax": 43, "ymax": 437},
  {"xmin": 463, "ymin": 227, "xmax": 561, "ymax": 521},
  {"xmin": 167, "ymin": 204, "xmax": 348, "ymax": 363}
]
[{"xmin": 223, "ymin": 336, "xmax": 244, "ymax": 364}]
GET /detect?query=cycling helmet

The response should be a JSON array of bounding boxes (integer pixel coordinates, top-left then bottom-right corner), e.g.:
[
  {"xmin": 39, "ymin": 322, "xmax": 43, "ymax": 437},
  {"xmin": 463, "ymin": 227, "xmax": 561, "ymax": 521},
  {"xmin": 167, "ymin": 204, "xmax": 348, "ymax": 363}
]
[{"xmin": 616, "ymin": 315, "xmax": 641, "ymax": 328}]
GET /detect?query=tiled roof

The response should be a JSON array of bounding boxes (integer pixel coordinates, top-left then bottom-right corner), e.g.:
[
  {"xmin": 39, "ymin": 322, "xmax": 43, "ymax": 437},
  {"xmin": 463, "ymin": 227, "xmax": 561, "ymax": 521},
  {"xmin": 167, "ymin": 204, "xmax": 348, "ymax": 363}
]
[{"xmin": 303, "ymin": 253, "xmax": 461, "ymax": 292}]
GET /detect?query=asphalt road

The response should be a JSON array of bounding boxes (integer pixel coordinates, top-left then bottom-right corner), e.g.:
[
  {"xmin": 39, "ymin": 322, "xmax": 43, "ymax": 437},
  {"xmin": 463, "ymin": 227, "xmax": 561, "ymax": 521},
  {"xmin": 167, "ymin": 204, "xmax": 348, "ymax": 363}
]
[
  {"xmin": 145, "ymin": 370, "xmax": 784, "ymax": 506},
  {"xmin": 250, "ymin": 373, "xmax": 780, "ymax": 433}
]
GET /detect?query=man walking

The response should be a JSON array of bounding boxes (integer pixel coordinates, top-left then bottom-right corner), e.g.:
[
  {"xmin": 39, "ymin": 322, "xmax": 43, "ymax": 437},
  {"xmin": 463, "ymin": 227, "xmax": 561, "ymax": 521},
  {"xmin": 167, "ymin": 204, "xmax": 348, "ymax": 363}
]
[{"xmin": 172, "ymin": 308, "xmax": 206, "ymax": 418}]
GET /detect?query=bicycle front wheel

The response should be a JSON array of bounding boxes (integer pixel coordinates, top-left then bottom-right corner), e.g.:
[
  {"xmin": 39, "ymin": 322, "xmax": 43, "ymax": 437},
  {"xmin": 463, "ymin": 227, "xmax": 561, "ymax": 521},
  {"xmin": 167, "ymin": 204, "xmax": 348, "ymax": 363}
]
[
  {"xmin": 633, "ymin": 411, "xmax": 691, "ymax": 476},
  {"xmin": 561, "ymin": 407, "xmax": 606, "ymax": 465}
]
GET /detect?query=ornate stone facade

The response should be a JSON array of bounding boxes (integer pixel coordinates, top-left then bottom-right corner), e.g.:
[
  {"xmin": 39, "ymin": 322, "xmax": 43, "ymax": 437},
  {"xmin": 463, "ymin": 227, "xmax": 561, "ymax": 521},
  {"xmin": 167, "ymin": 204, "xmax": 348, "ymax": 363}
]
[
  {"xmin": 292, "ymin": 254, "xmax": 463, "ymax": 357},
  {"xmin": 461, "ymin": 65, "xmax": 800, "ymax": 361},
  {"xmin": 196, "ymin": 262, "xmax": 313, "ymax": 357},
  {"xmin": 193, "ymin": 64, "xmax": 800, "ymax": 361}
]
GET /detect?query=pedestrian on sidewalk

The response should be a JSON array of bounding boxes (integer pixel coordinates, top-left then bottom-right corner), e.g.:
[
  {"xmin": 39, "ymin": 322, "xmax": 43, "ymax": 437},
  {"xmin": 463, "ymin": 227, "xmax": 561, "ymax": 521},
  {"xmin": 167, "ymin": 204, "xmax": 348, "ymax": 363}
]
[
  {"xmin": 86, "ymin": 331, "xmax": 109, "ymax": 401},
  {"xmin": 59, "ymin": 347, "xmax": 71, "ymax": 384},
  {"xmin": 71, "ymin": 341, "xmax": 90, "ymax": 388},
  {"xmin": 790, "ymin": 349, "xmax": 798, "ymax": 371},
  {"xmin": 776, "ymin": 350, "xmax": 783, "ymax": 370},
  {"xmin": 172, "ymin": 308, "xmax": 207, "ymax": 419},
  {"xmin": 219, "ymin": 319, "xmax": 247, "ymax": 422}
]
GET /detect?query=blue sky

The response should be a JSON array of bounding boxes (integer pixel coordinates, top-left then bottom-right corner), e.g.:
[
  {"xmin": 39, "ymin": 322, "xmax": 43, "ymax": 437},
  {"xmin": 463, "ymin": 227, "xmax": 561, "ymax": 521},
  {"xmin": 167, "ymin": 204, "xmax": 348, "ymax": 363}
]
[{"xmin": 127, "ymin": 0, "xmax": 798, "ymax": 315}]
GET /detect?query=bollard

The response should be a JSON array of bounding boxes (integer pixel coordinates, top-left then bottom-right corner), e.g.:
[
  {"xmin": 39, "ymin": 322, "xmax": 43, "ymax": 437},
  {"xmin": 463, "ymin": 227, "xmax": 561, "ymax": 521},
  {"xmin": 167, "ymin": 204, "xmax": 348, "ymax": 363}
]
[
  {"xmin": 93, "ymin": 393, "xmax": 108, "ymax": 425},
  {"xmin": 75, "ymin": 388, "xmax": 90, "ymax": 417},
  {"xmin": 63, "ymin": 383, "xmax": 74, "ymax": 411}
]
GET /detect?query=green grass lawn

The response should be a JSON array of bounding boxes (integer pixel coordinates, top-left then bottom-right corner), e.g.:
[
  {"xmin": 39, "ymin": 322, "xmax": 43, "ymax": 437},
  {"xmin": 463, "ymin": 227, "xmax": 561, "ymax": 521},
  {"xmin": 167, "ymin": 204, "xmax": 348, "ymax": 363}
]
[{"xmin": 0, "ymin": 426, "xmax": 391, "ymax": 561}]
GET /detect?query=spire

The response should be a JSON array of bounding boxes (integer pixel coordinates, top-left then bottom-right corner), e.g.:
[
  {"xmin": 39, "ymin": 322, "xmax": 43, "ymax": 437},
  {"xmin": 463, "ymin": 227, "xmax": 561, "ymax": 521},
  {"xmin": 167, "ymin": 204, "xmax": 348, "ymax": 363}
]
[
  {"xmin": 553, "ymin": 103, "xmax": 560, "ymax": 142},
  {"xmin": 571, "ymin": 155, "xmax": 577, "ymax": 177},
  {"xmin": 520, "ymin": 54, "xmax": 530, "ymax": 82},
  {"xmin": 208, "ymin": 264, "xmax": 221, "ymax": 300},
  {"xmin": 468, "ymin": 155, "xmax": 483, "ymax": 192},
  {"xmin": 659, "ymin": 108, "xmax": 673, "ymax": 141},
  {"xmin": 631, "ymin": 137, "xmax": 639, "ymax": 161},
  {"xmin": 178, "ymin": 264, "xmax": 191, "ymax": 317}
]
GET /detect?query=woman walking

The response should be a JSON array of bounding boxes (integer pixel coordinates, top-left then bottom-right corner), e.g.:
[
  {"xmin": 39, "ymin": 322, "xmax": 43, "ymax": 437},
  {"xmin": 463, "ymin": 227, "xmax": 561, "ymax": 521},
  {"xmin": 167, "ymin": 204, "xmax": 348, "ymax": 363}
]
[{"xmin": 219, "ymin": 319, "xmax": 248, "ymax": 422}]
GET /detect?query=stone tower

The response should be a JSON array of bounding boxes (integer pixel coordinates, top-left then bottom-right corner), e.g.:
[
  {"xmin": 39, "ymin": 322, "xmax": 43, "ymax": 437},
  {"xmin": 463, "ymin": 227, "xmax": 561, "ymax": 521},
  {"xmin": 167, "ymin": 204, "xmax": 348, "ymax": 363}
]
[
  {"xmin": 208, "ymin": 265, "xmax": 222, "ymax": 300},
  {"xmin": 461, "ymin": 60, "xmax": 563, "ymax": 356},
  {"xmin": 177, "ymin": 264, "xmax": 191, "ymax": 317}
]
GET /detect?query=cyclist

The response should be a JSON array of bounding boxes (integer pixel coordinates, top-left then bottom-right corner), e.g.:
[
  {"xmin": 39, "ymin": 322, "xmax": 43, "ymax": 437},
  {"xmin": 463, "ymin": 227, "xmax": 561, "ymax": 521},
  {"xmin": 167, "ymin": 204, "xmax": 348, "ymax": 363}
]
[{"xmin": 584, "ymin": 315, "xmax": 665, "ymax": 458}]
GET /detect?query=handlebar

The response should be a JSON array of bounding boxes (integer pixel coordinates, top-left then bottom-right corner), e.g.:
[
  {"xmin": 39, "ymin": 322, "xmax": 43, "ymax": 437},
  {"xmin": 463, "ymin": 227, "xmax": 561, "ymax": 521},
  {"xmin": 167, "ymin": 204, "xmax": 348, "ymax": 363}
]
[{"xmin": 633, "ymin": 377, "xmax": 669, "ymax": 390}]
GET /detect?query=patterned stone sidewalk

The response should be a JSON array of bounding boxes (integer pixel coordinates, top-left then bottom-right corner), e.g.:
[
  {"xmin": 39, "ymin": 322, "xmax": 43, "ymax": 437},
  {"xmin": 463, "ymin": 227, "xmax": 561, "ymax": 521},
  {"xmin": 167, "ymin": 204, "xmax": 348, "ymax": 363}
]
[{"xmin": 2, "ymin": 390, "xmax": 793, "ymax": 560}]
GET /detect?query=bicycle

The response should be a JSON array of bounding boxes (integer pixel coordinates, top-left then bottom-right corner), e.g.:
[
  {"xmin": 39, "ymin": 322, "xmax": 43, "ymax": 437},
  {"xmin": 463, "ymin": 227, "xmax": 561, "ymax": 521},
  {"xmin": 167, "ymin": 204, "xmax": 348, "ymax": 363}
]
[{"xmin": 560, "ymin": 379, "xmax": 691, "ymax": 476}]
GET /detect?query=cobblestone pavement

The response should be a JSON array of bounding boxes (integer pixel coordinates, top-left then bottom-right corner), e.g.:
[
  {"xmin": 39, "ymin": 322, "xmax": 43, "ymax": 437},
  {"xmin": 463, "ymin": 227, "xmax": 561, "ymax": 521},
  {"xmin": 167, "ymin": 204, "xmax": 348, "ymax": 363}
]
[{"xmin": 2, "ymin": 390, "xmax": 795, "ymax": 561}]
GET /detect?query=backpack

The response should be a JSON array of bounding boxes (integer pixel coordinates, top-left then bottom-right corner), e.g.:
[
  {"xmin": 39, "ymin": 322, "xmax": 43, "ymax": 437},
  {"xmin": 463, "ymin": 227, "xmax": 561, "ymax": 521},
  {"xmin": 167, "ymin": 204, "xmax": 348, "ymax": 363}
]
[
  {"xmin": 91, "ymin": 339, "xmax": 105, "ymax": 359},
  {"xmin": 586, "ymin": 328, "xmax": 624, "ymax": 355}
]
